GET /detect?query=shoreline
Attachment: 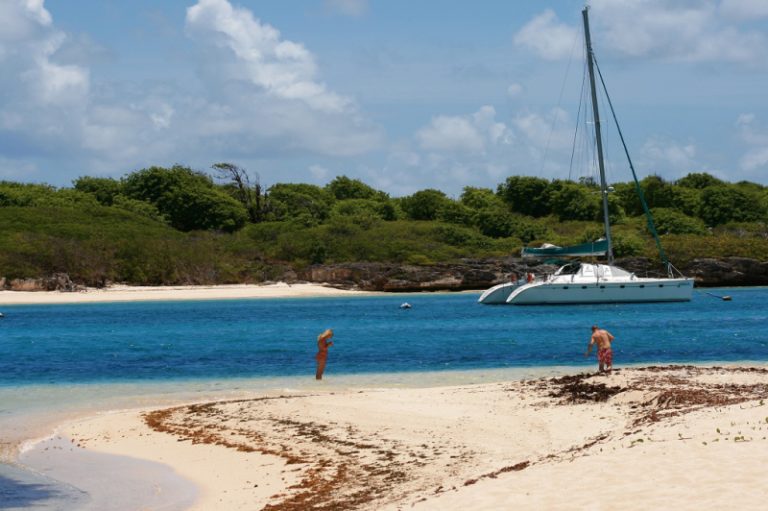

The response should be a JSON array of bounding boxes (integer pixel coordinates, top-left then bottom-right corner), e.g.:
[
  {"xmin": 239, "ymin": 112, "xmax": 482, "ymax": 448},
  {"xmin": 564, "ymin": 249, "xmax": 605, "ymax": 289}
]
[
  {"xmin": 0, "ymin": 282, "xmax": 384, "ymax": 305},
  {"xmin": 11, "ymin": 363, "xmax": 768, "ymax": 510}
]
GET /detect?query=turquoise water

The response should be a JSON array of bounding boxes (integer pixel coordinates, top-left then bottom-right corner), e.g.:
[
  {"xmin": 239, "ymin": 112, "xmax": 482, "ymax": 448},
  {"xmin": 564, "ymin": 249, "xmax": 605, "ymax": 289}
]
[
  {"xmin": 1, "ymin": 288, "xmax": 767, "ymax": 510},
  {"xmin": 1, "ymin": 289, "xmax": 767, "ymax": 386}
]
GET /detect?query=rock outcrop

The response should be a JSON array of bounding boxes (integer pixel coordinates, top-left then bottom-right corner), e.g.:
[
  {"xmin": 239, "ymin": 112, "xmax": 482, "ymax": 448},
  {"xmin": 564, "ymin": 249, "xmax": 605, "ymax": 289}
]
[
  {"xmin": 685, "ymin": 257, "xmax": 768, "ymax": 287},
  {"xmin": 1, "ymin": 273, "xmax": 82, "ymax": 292}
]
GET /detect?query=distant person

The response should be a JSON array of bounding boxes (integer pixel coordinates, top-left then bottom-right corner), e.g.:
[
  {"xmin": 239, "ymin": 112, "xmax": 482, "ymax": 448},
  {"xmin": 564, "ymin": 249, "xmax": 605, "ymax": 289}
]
[
  {"xmin": 526, "ymin": 272, "xmax": 534, "ymax": 284},
  {"xmin": 510, "ymin": 273, "xmax": 518, "ymax": 283},
  {"xmin": 315, "ymin": 329, "xmax": 334, "ymax": 380},
  {"xmin": 586, "ymin": 325, "xmax": 615, "ymax": 373}
]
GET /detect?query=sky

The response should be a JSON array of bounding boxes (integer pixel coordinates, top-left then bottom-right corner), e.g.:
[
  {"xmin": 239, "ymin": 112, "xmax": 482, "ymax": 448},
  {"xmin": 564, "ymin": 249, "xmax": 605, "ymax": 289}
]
[{"xmin": 1, "ymin": 0, "xmax": 768, "ymax": 197}]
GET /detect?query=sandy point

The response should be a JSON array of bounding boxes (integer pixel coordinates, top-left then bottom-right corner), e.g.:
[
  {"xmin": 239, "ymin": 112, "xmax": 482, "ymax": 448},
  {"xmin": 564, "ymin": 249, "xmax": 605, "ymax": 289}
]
[
  {"xmin": 42, "ymin": 365, "xmax": 768, "ymax": 510},
  {"xmin": 0, "ymin": 282, "xmax": 380, "ymax": 305}
]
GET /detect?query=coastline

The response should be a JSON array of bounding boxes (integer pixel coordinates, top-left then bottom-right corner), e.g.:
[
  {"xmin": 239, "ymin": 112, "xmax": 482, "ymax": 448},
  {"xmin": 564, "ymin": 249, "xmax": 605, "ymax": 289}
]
[
  {"xmin": 0, "ymin": 282, "xmax": 381, "ymax": 305},
  {"xmin": 14, "ymin": 364, "xmax": 768, "ymax": 510}
]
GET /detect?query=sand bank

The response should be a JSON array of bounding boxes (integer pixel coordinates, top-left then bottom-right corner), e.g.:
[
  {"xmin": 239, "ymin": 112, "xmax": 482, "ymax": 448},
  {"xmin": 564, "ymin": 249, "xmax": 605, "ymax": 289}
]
[
  {"xmin": 0, "ymin": 282, "xmax": 377, "ymax": 305},
  {"xmin": 41, "ymin": 365, "xmax": 768, "ymax": 510}
]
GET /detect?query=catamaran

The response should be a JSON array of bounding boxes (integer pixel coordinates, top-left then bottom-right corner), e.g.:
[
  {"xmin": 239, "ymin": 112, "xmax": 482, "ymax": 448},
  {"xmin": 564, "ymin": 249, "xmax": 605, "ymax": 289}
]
[{"xmin": 479, "ymin": 7, "xmax": 694, "ymax": 305}]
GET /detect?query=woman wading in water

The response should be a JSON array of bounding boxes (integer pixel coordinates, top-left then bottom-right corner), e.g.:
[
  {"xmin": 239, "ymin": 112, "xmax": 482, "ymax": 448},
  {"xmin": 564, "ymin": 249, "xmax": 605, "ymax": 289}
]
[{"xmin": 315, "ymin": 329, "xmax": 334, "ymax": 380}]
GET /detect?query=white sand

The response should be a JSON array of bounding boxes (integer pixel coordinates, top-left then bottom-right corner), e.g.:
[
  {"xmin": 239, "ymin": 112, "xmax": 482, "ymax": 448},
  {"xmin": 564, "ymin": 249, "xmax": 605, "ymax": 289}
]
[
  {"xmin": 46, "ymin": 365, "xmax": 768, "ymax": 510},
  {"xmin": 0, "ymin": 282, "xmax": 378, "ymax": 305}
]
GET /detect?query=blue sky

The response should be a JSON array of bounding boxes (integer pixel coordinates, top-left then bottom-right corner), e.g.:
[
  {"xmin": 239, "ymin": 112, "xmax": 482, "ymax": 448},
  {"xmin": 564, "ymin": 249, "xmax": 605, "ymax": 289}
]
[{"xmin": 2, "ymin": 0, "xmax": 768, "ymax": 197}]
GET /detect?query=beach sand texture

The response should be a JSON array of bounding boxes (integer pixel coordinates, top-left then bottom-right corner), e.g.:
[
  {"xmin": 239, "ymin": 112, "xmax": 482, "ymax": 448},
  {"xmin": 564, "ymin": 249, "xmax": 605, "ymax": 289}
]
[
  {"xmin": 0, "ymin": 282, "xmax": 376, "ymax": 305},
  {"xmin": 49, "ymin": 365, "xmax": 768, "ymax": 510}
]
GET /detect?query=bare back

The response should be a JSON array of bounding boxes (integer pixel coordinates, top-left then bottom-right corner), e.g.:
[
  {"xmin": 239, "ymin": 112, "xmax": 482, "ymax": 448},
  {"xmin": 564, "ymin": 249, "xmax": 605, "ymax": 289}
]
[{"xmin": 591, "ymin": 329, "xmax": 614, "ymax": 350}]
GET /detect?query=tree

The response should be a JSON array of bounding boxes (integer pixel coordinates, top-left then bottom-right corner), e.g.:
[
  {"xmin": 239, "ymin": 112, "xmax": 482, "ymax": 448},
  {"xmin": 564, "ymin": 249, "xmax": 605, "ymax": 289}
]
[
  {"xmin": 325, "ymin": 176, "xmax": 385, "ymax": 201},
  {"xmin": 73, "ymin": 176, "xmax": 123, "ymax": 206},
  {"xmin": 212, "ymin": 163, "xmax": 264, "ymax": 223},
  {"xmin": 650, "ymin": 208, "xmax": 707, "ymax": 235},
  {"xmin": 497, "ymin": 176, "xmax": 551, "ymax": 217},
  {"xmin": 399, "ymin": 189, "xmax": 452, "ymax": 221},
  {"xmin": 460, "ymin": 186, "xmax": 504, "ymax": 210},
  {"xmin": 676, "ymin": 172, "xmax": 723, "ymax": 189},
  {"xmin": 437, "ymin": 201, "xmax": 474, "ymax": 226},
  {"xmin": 547, "ymin": 181, "xmax": 601, "ymax": 221},
  {"xmin": 699, "ymin": 185, "xmax": 766, "ymax": 226},
  {"xmin": 472, "ymin": 206, "xmax": 547, "ymax": 241},
  {"xmin": 268, "ymin": 183, "xmax": 335, "ymax": 224},
  {"xmin": 122, "ymin": 165, "xmax": 247, "ymax": 232},
  {"xmin": 330, "ymin": 198, "xmax": 389, "ymax": 228},
  {"xmin": 472, "ymin": 206, "xmax": 515, "ymax": 238}
]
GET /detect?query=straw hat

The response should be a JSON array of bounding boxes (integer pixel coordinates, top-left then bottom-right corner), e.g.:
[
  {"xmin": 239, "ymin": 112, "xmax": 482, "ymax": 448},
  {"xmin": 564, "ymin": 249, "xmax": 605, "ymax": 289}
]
[{"xmin": 318, "ymin": 329, "xmax": 333, "ymax": 340}]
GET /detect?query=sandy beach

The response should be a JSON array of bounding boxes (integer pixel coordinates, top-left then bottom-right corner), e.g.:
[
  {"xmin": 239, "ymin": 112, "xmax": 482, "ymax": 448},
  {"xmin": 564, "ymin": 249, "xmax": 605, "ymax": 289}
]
[
  {"xmin": 0, "ymin": 282, "xmax": 377, "ymax": 305},
  {"xmin": 23, "ymin": 365, "xmax": 768, "ymax": 510}
]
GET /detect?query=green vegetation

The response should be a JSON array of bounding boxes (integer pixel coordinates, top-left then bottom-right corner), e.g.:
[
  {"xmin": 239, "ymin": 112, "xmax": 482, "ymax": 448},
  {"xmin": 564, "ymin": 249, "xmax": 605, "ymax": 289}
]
[{"xmin": 1, "ymin": 168, "xmax": 767, "ymax": 286}]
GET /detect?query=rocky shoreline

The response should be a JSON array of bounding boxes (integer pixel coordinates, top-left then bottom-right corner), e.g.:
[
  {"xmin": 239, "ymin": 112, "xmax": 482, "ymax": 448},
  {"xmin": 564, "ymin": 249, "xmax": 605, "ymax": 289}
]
[
  {"xmin": 296, "ymin": 256, "xmax": 768, "ymax": 292},
  {"xmin": 2, "ymin": 257, "xmax": 766, "ymax": 293}
]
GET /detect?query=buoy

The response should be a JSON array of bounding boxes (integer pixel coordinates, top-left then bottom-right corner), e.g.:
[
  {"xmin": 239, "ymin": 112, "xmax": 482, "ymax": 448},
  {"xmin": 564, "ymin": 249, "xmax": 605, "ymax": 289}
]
[{"xmin": 705, "ymin": 292, "xmax": 732, "ymax": 301}]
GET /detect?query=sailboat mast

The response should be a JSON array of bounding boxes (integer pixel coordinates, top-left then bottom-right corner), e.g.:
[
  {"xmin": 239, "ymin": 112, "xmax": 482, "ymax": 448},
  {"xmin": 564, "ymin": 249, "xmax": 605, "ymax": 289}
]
[{"xmin": 582, "ymin": 7, "xmax": 614, "ymax": 265}]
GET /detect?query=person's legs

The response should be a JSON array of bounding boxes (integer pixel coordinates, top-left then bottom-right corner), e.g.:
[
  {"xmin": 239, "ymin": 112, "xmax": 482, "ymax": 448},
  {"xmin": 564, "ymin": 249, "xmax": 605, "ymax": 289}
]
[{"xmin": 316, "ymin": 357, "xmax": 327, "ymax": 380}]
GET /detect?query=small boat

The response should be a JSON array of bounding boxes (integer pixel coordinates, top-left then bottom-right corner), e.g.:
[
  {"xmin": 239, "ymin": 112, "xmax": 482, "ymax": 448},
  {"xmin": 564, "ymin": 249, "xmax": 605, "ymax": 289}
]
[
  {"xmin": 399, "ymin": 302, "xmax": 412, "ymax": 309},
  {"xmin": 479, "ymin": 7, "xmax": 694, "ymax": 306}
]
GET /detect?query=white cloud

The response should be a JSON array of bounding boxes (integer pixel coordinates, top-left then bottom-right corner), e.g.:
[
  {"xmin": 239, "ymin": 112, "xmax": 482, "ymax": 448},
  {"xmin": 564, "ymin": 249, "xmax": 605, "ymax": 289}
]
[
  {"xmin": 736, "ymin": 113, "xmax": 755, "ymax": 126},
  {"xmin": 325, "ymin": 0, "xmax": 368, "ymax": 17},
  {"xmin": 720, "ymin": 0, "xmax": 768, "ymax": 20},
  {"xmin": 0, "ymin": 156, "xmax": 38, "ymax": 180},
  {"xmin": 393, "ymin": 105, "xmax": 575, "ymax": 195},
  {"xmin": 417, "ymin": 116, "xmax": 485, "ymax": 152},
  {"xmin": 148, "ymin": 102, "xmax": 174, "ymax": 130},
  {"xmin": 740, "ymin": 148, "xmax": 768, "ymax": 171},
  {"xmin": 0, "ymin": 0, "xmax": 50, "ymax": 43},
  {"xmin": 513, "ymin": 9, "xmax": 580, "ymax": 60},
  {"xmin": 186, "ymin": 0, "xmax": 351, "ymax": 113},
  {"xmin": 506, "ymin": 83, "xmax": 523, "ymax": 98},
  {"xmin": 309, "ymin": 164, "xmax": 329, "ymax": 181},
  {"xmin": 639, "ymin": 137, "xmax": 697, "ymax": 175},
  {"xmin": 0, "ymin": 4, "xmax": 89, "ymax": 106},
  {"xmin": 513, "ymin": 107, "xmax": 572, "ymax": 151},
  {"xmin": 517, "ymin": 2, "xmax": 768, "ymax": 66},
  {"xmin": 0, "ymin": 0, "xmax": 383, "ymax": 184},
  {"xmin": 589, "ymin": 0, "xmax": 768, "ymax": 65},
  {"xmin": 416, "ymin": 106, "xmax": 512, "ymax": 154},
  {"xmin": 736, "ymin": 114, "xmax": 768, "ymax": 172}
]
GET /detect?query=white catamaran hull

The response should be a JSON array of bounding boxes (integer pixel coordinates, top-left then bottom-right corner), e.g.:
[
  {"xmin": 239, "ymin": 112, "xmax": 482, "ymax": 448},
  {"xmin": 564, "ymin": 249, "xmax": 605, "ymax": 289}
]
[
  {"xmin": 506, "ymin": 278, "xmax": 693, "ymax": 305},
  {"xmin": 477, "ymin": 281, "xmax": 524, "ymax": 304}
]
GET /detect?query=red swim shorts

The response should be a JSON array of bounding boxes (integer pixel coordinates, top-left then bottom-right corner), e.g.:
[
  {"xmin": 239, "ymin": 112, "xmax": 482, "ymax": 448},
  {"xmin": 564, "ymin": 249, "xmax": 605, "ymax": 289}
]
[{"xmin": 598, "ymin": 348, "xmax": 613, "ymax": 366}]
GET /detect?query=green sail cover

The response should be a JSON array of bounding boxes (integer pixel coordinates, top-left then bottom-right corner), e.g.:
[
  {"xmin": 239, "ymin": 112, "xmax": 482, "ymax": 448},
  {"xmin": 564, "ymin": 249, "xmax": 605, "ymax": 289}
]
[{"xmin": 521, "ymin": 239, "xmax": 608, "ymax": 259}]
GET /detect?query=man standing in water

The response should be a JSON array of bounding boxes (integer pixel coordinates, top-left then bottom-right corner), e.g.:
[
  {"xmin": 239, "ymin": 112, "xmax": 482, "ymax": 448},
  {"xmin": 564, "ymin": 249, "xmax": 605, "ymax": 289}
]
[
  {"xmin": 586, "ymin": 325, "xmax": 615, "ymax": 373},
  {"xmin": 315, "ymin": 329, "xmax": 334, "ymax": 380}
]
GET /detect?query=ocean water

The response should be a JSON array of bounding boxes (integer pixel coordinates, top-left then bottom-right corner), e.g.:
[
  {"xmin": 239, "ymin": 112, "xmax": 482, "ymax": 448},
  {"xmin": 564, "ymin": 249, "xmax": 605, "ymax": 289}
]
[
  {"xmin": 1, "ymin": 288, "xmax": 767, "ymax": 387},
  {"xmin": 1, "ymin": 288, "xmax": 767, "ymax": 510}
]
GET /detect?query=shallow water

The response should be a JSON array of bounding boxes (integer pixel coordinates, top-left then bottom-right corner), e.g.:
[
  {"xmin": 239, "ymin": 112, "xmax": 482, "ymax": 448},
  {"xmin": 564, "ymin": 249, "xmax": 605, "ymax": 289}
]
[{"xmin": 0, "ymin": 463, "xmax": 88, "ymax": 511}]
